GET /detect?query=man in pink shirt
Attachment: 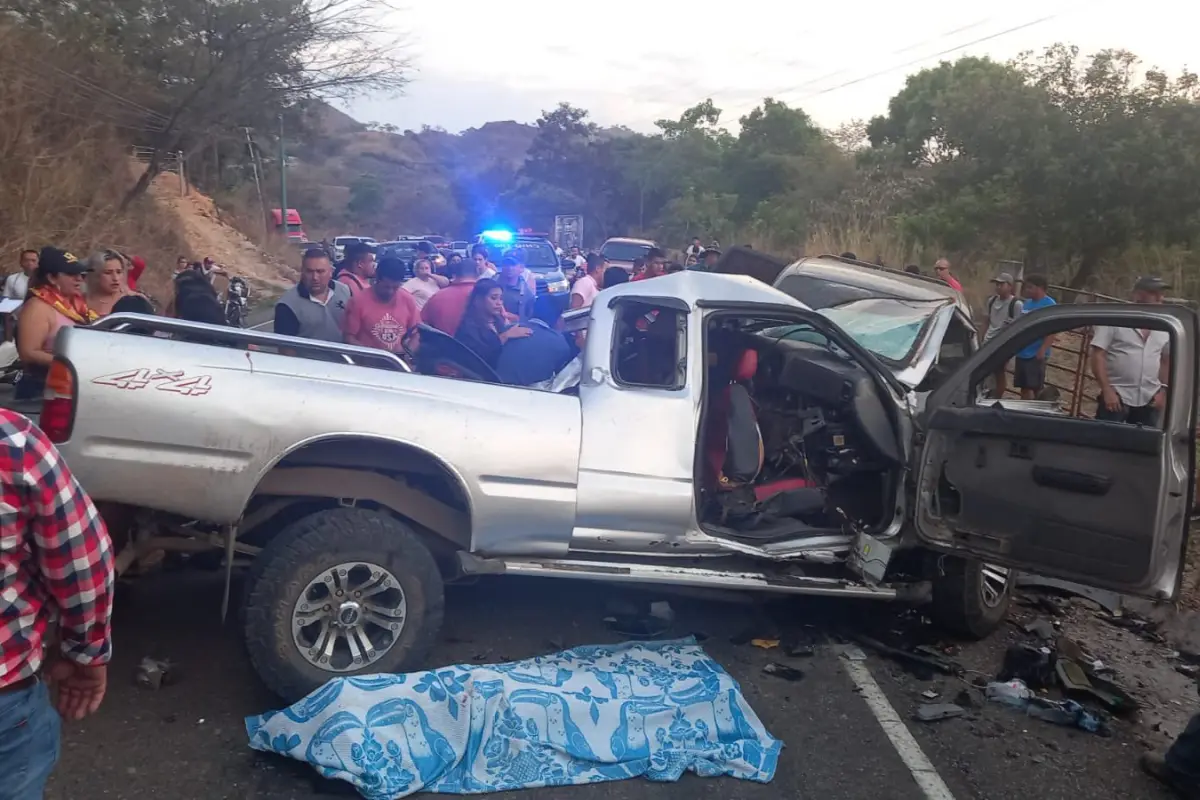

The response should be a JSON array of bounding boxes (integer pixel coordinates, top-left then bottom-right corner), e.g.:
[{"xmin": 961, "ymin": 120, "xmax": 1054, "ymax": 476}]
[
  {"xmin": 934, "ymin": 258, "xmax": 963, "ymax": 292},
  {"xmin": 570, "ymin": 252, "xmax": 605, "ymax": 310},
  {"xmin": 343, "ymin": 256, "xmax": 420, "ymax": 353}
]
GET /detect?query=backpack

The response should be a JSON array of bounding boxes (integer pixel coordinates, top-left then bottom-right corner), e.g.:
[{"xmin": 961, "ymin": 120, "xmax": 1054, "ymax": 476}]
[{"xmin": 987, "ymin": 295, "xmax": 1018, "ymax": 321}]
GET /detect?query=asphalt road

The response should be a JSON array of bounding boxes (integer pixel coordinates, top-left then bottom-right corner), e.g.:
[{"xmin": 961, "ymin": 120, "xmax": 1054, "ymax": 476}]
[{"xmin": 44, "ymin": 573, "xmax": 1179, "ymax": 800}]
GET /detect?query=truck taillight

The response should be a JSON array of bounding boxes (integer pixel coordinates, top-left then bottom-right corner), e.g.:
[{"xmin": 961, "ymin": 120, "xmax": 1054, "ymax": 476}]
[{"xmin": 39, "ymin": 360, "xmax": 76, "ymax": 443}]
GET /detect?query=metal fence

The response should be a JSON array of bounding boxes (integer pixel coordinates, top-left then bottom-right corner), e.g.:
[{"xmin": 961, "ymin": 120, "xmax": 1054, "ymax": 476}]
[{"xmin": 130, "ymin": 147, "xmax": 187, "ymax": 195}]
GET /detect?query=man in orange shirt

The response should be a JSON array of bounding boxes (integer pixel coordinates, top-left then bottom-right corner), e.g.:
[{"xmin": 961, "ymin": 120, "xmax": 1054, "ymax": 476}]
[
  {"xmin": 337, "ymin": 242, "xmax": 376, "ymax": 297},
  {"xmin": 631, "ymin": 248, "xmax": 667, "ymax": 281},
  {"xmin": 342, "ymin": 257, "xmax": 419, "ymax": 353}
]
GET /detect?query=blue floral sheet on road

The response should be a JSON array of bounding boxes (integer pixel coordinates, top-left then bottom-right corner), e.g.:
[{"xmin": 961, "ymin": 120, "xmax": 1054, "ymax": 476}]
[{"xmin": 245, "ymin": 638, "xmax": 782, "ymax": 798}]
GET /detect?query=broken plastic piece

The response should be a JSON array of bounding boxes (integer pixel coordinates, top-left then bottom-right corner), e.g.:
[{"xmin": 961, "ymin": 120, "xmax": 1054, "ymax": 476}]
[
  {"xmin": 135, "ymin": 657, "xmax": 177, "ymax": 690},
  {"xmin": 751, "ymin": 638, "xmax": 780, "ymax": 650},
  {"xmin": 913, "ymin": 703, "xmax": 965, "ymax": 722},
  {"xmin": 762, "ymin": 663, "xmax": 805, "ymax": 681}
]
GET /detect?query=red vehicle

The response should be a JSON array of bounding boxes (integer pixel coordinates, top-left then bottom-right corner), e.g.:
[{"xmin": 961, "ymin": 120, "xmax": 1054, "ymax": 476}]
[{"xmin": 271, "ymin": 208, "xmax": 307, "ymax": 243}]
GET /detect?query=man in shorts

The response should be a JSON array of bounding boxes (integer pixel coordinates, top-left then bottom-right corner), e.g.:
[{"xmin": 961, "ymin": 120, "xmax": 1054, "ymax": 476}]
[{"xmin": 1013, "ymin": 274, "xmax": 1056, "ymax": 400}]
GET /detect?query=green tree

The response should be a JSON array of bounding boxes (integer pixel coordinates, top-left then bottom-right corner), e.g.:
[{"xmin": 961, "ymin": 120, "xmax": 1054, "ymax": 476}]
[
  {"xmin": 9, "ymin": 0, "xmax": 409, "ymax": 207},
  {"xmin": 868, "ymin": 48, "xmax": 1200, "ymax": 285},
  {"xmin": 347, "ymin": 173, "xmax": 384, "ymax": 224}
]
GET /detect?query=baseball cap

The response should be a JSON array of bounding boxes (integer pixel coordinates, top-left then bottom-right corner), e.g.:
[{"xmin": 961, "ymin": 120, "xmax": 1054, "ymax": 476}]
[
  {"xmin": 38, "ymin": 246, "xmax": 89, "ymax": 275},
  {"xmin": 1134, "ymin": 276, "xmax": 1170, "ymax": 293},
  {"xmin": 701, "ymin": 247, "xmax": 721, "ymax": 257},
  {"xmin": 991, "ymin": 272, "xmax": 1015, "ymax": 284}
]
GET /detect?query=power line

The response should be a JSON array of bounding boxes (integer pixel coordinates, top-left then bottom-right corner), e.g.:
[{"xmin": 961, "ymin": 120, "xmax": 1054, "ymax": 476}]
[
  {"xmin": 766, "ymin": 15, "xmax": 998, "ymax": 99},
  {"xmin": 794, "ymin": 6, "xmax": 1086, "ymax": 101}
]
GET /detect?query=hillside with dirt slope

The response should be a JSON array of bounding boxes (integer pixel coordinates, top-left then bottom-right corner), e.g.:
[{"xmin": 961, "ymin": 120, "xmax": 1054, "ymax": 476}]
[{"xmin": 141, "ymin": 169, "xmax": 295, "ymax": 302}]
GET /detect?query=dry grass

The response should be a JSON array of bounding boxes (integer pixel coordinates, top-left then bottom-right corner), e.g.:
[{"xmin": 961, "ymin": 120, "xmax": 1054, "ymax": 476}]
[{"xmin": 0, "ymin": 27, "xmax": 191, "ymax": 307}]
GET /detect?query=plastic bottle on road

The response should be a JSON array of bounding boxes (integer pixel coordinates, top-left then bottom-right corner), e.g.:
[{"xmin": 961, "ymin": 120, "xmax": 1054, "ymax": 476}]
[{"xmin": 985, "ymin": 679, "xmax": 1033, "ymax": 708}]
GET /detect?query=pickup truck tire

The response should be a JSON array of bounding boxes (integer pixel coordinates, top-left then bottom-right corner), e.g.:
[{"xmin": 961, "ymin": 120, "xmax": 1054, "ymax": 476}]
[
  {"xmin": 243, "ymin": 507, "xmax": 444, "ymax": 701},
  {"xmin": 930, "ymin": 557, "xmax": 1013, "ymax": 639}
]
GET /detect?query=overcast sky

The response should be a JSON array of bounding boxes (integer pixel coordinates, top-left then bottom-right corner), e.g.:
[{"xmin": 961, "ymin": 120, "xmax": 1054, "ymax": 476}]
[{"xmin": 346, "ymin": 0, "xmax": 1198, "ymax": 134}]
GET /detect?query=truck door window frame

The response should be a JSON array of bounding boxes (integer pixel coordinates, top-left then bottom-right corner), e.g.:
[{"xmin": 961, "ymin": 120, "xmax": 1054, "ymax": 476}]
[{"xmin": 608, "ymin": 297, "xmax": 689, "ymax": 391}]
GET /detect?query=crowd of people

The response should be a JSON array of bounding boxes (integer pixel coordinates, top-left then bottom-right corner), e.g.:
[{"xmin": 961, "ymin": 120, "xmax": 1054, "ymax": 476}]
[
  {"xmin": 0, "ymin": 247, "xmax": 236, "ymax": 402},
  {"xmin": 270, "ymin": 242, "xmax": 687, "ymax": 385}
]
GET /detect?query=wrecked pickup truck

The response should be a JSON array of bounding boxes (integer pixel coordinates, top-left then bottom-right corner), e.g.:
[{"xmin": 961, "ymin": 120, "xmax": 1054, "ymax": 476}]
[{"xmin": 40, "ymin": 271, "xmax": 1197, "ymax": 699}]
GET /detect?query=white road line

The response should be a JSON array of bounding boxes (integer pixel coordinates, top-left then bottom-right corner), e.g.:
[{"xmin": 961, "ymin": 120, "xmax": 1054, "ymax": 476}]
[
  {"xmin": 249, "ymin": 319, "xmax": 272, "ymax": 330},
  {"xmin": 843, "ymin": 657, "xmax": 957, "ymax": 800}
]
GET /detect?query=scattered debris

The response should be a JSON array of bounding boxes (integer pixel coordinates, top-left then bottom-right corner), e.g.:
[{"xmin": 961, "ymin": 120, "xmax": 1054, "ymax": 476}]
[
  {"xmin": 1015, "ymin": 575, "xmax": 1123, "ymax": 614},
  {"xmin": 762, "ymin": 663, "xmax": 806, "ymax": 682},
  {"xmin": 921, "ymin": 689, "xmax": 941, "ymax": 700},
  {"xmin": 603, "ymin": 600, "xmax": 674, "ymax": 639},
  {"xmin": 953, "ymin": 688, "xmax": 977, "ymax": 709},
  {"xmin": 913, "ymin": 703, "xmax": 965, "ymax": 723},
  {"xmin": 986, "ymin": 679, "xmax": 1034, "ymax": 708},
  {"xmin": 998, "ymin": 644, "xmax": 1056, "ymax": 690},
  {"xmin": 1176, "ymin": 664, "xmax": 1200, "ymax": 679},
  {"xmin": 841, "ymin": 645, "xmax": 868, "ymax": 662},
  {"xmin": 851, "ymin": 634, "xmax": 963, "ymax": 677},
  {"xmin": 1024, "ymin": 618, "xmax": 1058, "ymax": 641},
  {"xmin": 986, "ymin": 679, "xmax": 1111, "ymax": 734},
  {"xmin": 134, "ymin": 657, "xmax": 178, "ymax": 690}
]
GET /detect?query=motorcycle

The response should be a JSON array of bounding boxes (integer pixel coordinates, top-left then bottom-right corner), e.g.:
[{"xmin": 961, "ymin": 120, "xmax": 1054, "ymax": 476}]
[{"xmin": 225, "ymin": 276, "xmax": 250, "ymax": 328}]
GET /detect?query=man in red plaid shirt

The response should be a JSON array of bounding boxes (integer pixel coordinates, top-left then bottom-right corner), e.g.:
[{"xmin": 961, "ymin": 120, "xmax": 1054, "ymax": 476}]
[{"xmin": 0, "ymin": 409, "xmax": 113, "ymax": 799}]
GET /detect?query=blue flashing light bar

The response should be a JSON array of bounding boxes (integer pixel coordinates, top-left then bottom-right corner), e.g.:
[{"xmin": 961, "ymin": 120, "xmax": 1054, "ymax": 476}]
[{"xmin": 481, "ymin": 229, "xmax": 514, "ymax": 243}]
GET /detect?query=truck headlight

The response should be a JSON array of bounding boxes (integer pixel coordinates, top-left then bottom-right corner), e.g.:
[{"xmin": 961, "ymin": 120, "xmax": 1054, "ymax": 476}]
[{"xmin": 547, "ymin": 279, "xmax": 569, "ymax": 294}]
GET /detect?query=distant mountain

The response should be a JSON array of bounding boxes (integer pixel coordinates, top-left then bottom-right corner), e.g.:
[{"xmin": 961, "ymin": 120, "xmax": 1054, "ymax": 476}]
[{"xmin": 283, "ymin": 103, "xmax": 540, "ymax": 238}]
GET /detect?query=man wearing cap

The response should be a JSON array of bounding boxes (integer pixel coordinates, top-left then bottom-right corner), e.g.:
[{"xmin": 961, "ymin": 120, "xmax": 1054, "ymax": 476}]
[
  {"xmin": 980, "ymin": 272, "xmax": 1023, "ymax": 398},
  {"xmin": 1089, "ymin": 276, "xmax": 1171, "ymax": 426},
  {"xmin": 497, "ymin": 255, "xmax": 535, "ymax": 323},
  {"xmin": 696, "ymin": 248, "xmax": 721, "ymax": 272}
]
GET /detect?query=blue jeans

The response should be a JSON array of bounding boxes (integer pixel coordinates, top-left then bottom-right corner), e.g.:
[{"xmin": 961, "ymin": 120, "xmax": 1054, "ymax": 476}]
[{"xmin": 0, "ymin": 681, "xmax": 61, "ymax": 800}]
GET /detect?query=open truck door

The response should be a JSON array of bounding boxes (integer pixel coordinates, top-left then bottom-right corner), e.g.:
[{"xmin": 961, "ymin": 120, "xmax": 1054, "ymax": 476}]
[{"xmin": 914, "ymin": 303, "xmax": 1198, "ymax": 600}]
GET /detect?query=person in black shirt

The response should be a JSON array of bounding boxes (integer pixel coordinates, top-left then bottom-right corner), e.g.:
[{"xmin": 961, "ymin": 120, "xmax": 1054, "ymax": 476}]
[{"xmin": 454, "ymin": 279, "xmax": 530, "ymax": 368}]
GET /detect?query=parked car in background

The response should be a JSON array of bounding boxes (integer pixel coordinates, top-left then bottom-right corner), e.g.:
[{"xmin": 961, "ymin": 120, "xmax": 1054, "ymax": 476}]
[
  {"xmin": 450, "ymin": 241, "xmax": 470, "ymax": 259},
  {"xmin": 600, "ymin": 237, "xmax": 657, "ymax": 272},
  {"xmin": 473, "ymin": 230, "xmax": 570, "ymax": 301},
  {"xmin": 332, "ymin": 235, "xmax": 378, "ymax": 262}
]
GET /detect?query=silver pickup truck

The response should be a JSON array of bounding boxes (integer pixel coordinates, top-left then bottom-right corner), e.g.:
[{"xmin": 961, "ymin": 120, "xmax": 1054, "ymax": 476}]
[{"xmin": 41, "ymin": 271, "xmax": 1197, "ymax": 699}]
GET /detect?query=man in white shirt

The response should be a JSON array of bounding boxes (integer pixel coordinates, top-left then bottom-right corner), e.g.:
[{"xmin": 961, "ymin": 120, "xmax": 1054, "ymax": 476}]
[
  {"xmin": 401, "ymin": 257, "xmax": 441, "ymax": 309},
  {"xmin": 3, "ymin": 249, "xmax": 38, "ymax": 340},
  {"xmin": 570, "ymin": 253, "xmax": 605, "ymax": 310},
  {"xmin": 1090, "ymin": 276, "xmax": 1171, "ymax": 426},
  {"xmin": 5, "ymin": 249, "xmax": 37, "ymax": 302},
  {"xmin": 568, "ymin": 247, "xmax": 586, "ymax": 271},
  {"xmin": 685, "ymin": 238, "xmax": 703, "ymax": 263}
]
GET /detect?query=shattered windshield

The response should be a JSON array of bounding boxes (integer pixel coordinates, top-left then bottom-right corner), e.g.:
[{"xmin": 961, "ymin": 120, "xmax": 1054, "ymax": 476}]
[
  {"xmin": 818, "ymin": 298, "xmax": 944, "ymax": 363},
  {"xmin": 765, "ymin": 298, "xmax": 942, "ymax": 364}
]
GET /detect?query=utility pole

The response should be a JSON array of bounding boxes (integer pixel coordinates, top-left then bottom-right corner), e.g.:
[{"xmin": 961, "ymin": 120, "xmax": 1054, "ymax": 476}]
[
  {"xmin": 278, "ymin": 114, "xmax": 288, "ymax": 241},
  {"xmin": 244, "ymin": 128, "xmax": 267, "ymax": 237}
]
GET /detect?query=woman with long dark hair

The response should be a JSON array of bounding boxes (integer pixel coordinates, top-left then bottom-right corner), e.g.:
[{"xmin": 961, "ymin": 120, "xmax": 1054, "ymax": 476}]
[{"xmin": 454, "ymin": 278, "xmax": 530, "ymax": 368}]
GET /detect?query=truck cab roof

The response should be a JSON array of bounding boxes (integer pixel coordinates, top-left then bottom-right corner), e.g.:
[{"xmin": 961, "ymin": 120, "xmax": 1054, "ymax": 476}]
[{"xmin": 604, "ymin": 270, "xmax": 810, "ymax": 311}]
